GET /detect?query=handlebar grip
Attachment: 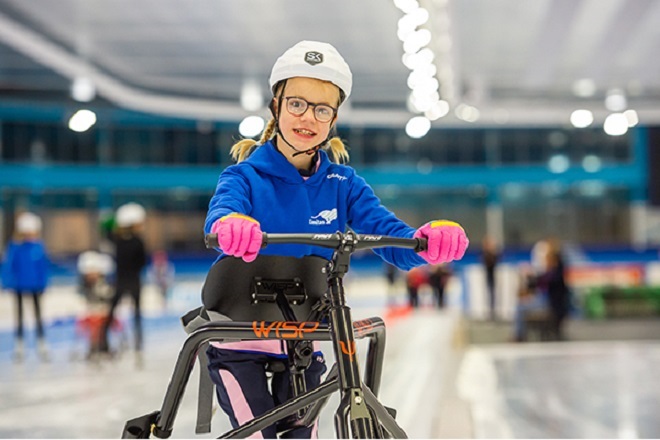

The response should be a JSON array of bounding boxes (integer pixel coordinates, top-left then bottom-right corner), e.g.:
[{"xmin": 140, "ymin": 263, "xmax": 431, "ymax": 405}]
[
  {"xmin": 414, "ymin": 237, "xmax": 428, "ymax": 253},
  {"xmin": 205, "ymin": 233, "xmax": 268, "ymax": 249},
  {"xmin": 205, "ymin": 233, "xmax": 218, "ymax": 249}
]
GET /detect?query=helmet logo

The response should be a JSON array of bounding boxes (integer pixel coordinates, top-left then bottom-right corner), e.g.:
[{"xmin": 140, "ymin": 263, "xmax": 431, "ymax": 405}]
[{"xmin": 304, "ymin": 51, "xmax": 323, "ymax": 66}]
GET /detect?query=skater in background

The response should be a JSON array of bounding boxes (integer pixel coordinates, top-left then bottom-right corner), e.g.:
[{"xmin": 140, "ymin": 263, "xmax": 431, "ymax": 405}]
[
  {"xmin": 99, "ymin": 203, "xmax": 147, "ymax": 364},
  {"xmin": 481, "ymin": 235, "xmax": 500, "ymax": 320},
  {"xmin": 384, "ymin": 262, "xmax": 399, "ymax": 306},
  {"xmin": 76, "ymin": 250, "xmax": 118, "ymax": 360},
  {"xmin": 428, "ymin": 263, "xmax": 453, "ymax": 308},
  {"xmin": 1, "ymin": 212, "xmax": 50, "ymax": 361},
  {"xmin": 147, "ymin": 250, "xmax": 175, "ymax": 309},
  {"xmin": 406, "ymin": 266, "xmax": 428, "ymax": 308}
]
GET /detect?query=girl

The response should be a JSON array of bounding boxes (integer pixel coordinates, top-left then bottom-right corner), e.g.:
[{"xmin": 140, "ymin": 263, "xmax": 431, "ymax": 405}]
[{"xmin": 203, "ymin": 40, "xmax": 469, "ymax": 438}]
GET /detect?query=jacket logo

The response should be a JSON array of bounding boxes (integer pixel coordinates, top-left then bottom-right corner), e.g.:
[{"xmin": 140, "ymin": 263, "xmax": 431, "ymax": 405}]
[
  {"xmin": 309, "ymin": 208, "xmax": 337, "ymax": 225},
  {"xmin": 327, "ymin": 173, "xmax": 347, "ymax": 181},
  {"xmin": 304, "ymin": 51, "xmax": 323, "ymax": 65}
]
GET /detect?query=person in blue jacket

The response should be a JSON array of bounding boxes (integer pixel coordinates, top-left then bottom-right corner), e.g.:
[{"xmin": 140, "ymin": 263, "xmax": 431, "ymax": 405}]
[
  {"xmin": 202, "ymin": 40, "xmax": 469, "ymax": 438},
  {"xmin": 1, "ymin": 212, "xmax": 49, "ymax": 361}
]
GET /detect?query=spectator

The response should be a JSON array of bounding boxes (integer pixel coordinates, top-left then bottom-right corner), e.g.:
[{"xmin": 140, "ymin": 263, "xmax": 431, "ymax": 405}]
[
  {"xmin": 536, "ymin": 241, "xmax": 571, "ymax": 340},
  {"xmin": 481, "ymin": 236, "xmax": 500, "ymax": 320}
]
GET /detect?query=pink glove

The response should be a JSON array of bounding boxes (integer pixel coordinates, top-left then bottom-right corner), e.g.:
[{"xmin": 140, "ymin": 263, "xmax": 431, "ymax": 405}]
[
  {"xmin": 211, "ymin": 213, "xmax": 263, "ymax": 263},
  {"xmin": 414, "ymin": 220, "xmax": 469, "ymax": 264}
]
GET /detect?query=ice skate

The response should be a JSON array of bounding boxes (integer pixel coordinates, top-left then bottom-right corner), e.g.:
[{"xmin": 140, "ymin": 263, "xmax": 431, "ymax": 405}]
[
  {"xmin": 38, "ymin": 339, "xmax": 50, "ymax": 362},
  {"xmin": 13, "ymin": 340, "xmax": 25, "ymax": 363}
]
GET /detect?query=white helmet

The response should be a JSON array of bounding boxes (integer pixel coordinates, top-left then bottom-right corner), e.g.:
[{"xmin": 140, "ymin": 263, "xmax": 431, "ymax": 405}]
[
  {"xmin": 78, "ymin": 251, "xmax": 114, "ymax": 275},
  {"xmin": 16, "ymin": 212, "xmax": 42, "ymax": 234},
  {"xmin": 115, "ymin": 203, "xmax": 146, "ymax": 227},
  {"xmin": 269, "ymin": 40, "xmax": 352, "ymax": 102}
]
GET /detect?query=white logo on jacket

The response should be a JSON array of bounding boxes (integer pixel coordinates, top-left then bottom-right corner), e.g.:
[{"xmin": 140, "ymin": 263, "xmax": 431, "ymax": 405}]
[
  {"xmin": 327, "ymin": 173, "xmax": 347, "ymax": 181},
  {"xmin": 309, "ymin": 208, "xmax": 337, "ymax": 225}
]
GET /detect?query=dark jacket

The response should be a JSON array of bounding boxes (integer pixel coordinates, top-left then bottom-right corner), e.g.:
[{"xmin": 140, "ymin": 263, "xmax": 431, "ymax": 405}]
[{"xmin": 114, "ymin": 232, "xmax": 147, "ymax": 292}]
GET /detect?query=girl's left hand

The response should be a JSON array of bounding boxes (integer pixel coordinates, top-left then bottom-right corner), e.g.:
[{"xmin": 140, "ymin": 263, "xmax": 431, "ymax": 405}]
[{"xmin": 414, "ymin": 220, "xmax": 469, "ymax": 264}]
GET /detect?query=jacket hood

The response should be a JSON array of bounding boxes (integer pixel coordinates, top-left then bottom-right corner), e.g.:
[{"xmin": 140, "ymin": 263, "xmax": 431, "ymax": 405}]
[{"xmin": 243, "ymin": 141, "xmax": 331, "ymax": 184}]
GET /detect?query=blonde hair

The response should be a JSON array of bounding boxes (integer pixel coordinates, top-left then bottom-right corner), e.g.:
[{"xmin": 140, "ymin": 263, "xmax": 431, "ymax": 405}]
[{"xmin": 229, "ymin": 80, "xmax": 350, "ymax": 164}]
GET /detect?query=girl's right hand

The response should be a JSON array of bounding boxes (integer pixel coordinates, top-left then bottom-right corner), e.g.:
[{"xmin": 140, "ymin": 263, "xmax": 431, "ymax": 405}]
[{"xmin": 211, "ymin": 213, "xmax": 263, "ymax": 262}]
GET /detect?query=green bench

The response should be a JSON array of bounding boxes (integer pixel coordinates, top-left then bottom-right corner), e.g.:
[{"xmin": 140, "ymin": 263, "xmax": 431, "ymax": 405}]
[{"xmin": 583, "ymin": 286, "xmax": 660, "ymax": 319}]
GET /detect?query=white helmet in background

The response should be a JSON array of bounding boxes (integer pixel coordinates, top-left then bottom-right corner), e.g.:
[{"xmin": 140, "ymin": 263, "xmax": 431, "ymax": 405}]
[
  {"xmin": 78, "ymin": 251, "xmax": 115, "ymax": 275},
  {"xmin": 115, "ymin": 203, "xmax": 146, "ymax": 228},
  {"xmin": 16, "ymin": 212, "xmax": 42, "ymax": 234},
  {"xmin": 269, "ymin": 40, "xmax": 353, "ymax": 102}
]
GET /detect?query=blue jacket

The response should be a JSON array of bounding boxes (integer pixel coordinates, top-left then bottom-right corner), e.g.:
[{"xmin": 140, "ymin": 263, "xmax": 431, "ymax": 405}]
[
  {"xmin": 205, "ymin": 141, "xmax": 426, "ymax": 270},
  {"xmin": 1, "ymin": 239, "xmax": 49, "ymax": 292}
]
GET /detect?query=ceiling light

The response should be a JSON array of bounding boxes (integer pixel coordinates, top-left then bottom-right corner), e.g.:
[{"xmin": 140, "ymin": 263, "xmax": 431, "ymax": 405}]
[
  {"xmin": 548, "ymin": 154, "xmax": 569, "ymax": 173},
  {"xmin": 240, "ymin": 80, "xmax": 263, "ymax": 112},
  {"xmin": 71, "ymin": 77, "xmax": 96, "ymax": 102},
  {"xmin": 455, "ymin": 103, "xmax": 480, "ymax": 122},
  {"xmin": 572, "ymin": 78, "xmax": 596, "ymax": 97},
  {"xmin": 405, "ymin": 116, "xmax": 431, "ymax": 138},
  {"xmin": 238, "ymin": 115, "xmax": 265, "ymax": 138},
  {"xmin": 424, "ymin": 100, "xmax": 450, "ymax": 120},
  {"xmin": 393, "ymin": 0, "xmax": 419, "ymax": 14},
  {"xmin": 570, "ymin": 109, "xmax": 594, "ymax": 128},
  {"xmin": 603, "ymin": 113, "xmax": 628, "ymax": 136},
  {"xmin": 605, "ymin": 88, "xmax": 627, "ymax": 112},
  {"xmin": 68, "ymin": 109, "xmax": 97, "ymax": 132},
  {"xmin": 623, "ymin": 109, "xmax": 639, "ymax": 127},
  {"xmin": 582, "ymin": 155, "xmax": 602, "ymax": 173}
]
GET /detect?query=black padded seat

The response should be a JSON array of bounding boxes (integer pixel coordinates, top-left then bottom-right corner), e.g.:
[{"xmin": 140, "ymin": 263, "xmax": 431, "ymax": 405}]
[{"xmin": 201, "ymin": 255, "xmax": 330, "ymax": 322}]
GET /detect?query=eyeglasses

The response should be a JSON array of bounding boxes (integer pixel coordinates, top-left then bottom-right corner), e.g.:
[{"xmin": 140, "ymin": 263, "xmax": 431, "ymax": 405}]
[{"xmin": 284, "ymin": 96, "xmax": 337, "ymax": 123}]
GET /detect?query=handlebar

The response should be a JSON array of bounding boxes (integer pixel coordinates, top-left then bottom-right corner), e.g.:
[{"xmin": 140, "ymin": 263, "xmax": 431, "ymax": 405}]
[{"xmin": 205, "ymin": 232, "xmax": 427, "ymax": 253}]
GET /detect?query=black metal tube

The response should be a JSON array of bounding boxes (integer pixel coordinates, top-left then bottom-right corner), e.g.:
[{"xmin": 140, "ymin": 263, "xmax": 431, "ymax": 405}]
[
  {"xmin": 352, "ymin": 317, "xmax": 386, "ymax": 396},
  {"xmin": 299, "ymin": 364, "xmax": 338, "ymax": 427},
  {"xmin": 327, "ymin": 277, "xmax": 362, "ymax": 390},
  {"xmin": 362, "ymin": 383, "xmax": 408, "ymax": 438}
]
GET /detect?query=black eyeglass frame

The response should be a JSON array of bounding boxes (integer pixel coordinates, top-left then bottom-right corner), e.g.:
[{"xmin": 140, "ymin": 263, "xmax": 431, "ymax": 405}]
[{"xmin": 284, "ymin": 96, "xmax": 338, "ymax": 123}]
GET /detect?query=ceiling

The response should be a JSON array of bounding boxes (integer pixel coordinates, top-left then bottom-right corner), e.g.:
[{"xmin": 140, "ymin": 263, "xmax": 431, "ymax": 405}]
[{"xmin": 0, "ymin": 0, "xmax": 659, "ymax": 128}]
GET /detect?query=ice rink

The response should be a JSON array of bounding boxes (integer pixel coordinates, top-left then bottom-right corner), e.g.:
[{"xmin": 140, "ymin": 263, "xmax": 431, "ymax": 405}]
[{"xmin": 1, "ymin": 275, "xmax": 659, "ymax": 439}]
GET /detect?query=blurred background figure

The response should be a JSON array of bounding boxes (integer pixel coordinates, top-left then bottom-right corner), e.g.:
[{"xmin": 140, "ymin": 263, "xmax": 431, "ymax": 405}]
[
  {"xmin": 428, "ymin": 263, "xmax": 452, "ymax": 308},
  {"xmin": 531, "ymin": 238, "xmax": 551, "ymax": 274},
  {"xmin": 76, "ymin": 250, "xmax": 119, "ymax": 361},
  {"xmin": 99, "ymin": 203, "xmax": 147, "ymax": 366},
  {"xmin": 1, "ymin": 212, "xmax": 50, "ymax": 362},
  {"xmin": 406, "ymin": 266, "xmax": 428, "ymax": 308},
  {"xmin": 512, "ymin": 262, "xmax": 549, "ymax": 342},
  {"xmin": 481, "ymin": 236, "xmax": 500, "ymax": 320},
  {"xmin": 147, "ymin": 250, "xmax": 175, "ymax": 310},
  {"xmin": 535, "ymin": 239, "xmax": 571, "ymax": 340},
  {"xmin": 384, "ymin": 262, "xmax": 399, "ymax": 306},
  {"xmin": 513, "ymin": 237, "xmax": 572, "ymax": 342}
]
